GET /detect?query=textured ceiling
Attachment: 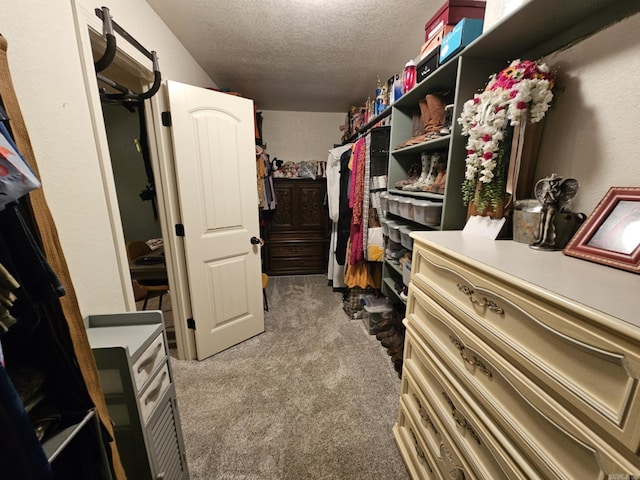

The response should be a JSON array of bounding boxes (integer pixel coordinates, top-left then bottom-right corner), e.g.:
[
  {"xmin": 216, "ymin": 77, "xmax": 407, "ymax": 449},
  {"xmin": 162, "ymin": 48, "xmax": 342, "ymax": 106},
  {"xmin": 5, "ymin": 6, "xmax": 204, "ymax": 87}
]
[{"xmin": 146, "ymin": 0, "xmax": 445, "ymax": 112}]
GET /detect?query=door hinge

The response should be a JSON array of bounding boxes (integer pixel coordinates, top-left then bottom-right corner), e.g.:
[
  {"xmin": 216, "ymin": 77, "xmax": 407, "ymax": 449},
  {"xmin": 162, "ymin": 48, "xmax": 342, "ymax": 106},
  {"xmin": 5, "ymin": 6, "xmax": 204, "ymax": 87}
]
[
  {"xmin": 161, "ymin": 111, "xmax": 172, "ymax": 127},
  {"xmin": 175, "ymin": 224, "xmax": 185, "ymax": 237},
  {"xmin": 187, "ymin": 318, "xmax": 196, "ymax": 330}
]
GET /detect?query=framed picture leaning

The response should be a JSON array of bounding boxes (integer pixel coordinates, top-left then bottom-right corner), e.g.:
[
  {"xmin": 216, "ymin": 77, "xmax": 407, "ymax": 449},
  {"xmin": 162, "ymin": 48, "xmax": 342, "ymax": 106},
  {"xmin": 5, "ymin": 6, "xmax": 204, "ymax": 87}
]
[{"xmin": 563, "ymin": 187, "xmax": 640, "ymax": 274}]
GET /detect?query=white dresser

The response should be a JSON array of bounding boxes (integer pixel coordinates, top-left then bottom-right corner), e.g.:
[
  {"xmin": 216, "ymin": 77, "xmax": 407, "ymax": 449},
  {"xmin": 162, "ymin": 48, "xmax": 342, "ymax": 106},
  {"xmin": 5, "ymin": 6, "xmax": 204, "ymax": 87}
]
[
  {"xmin": 394, "ymin": 231, "xmax": 640, "ymax": 479},
  {"xmin": 86, "ymin": 311, "xmax": 189, "ymax": 480}
]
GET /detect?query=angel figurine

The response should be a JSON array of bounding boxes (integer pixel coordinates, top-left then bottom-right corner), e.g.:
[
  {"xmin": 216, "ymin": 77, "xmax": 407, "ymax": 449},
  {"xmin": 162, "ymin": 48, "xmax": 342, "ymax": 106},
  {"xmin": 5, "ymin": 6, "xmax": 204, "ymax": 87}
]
[{"xmin": 530, "ymin": 173, "xmax": 579, "ymax": 250}]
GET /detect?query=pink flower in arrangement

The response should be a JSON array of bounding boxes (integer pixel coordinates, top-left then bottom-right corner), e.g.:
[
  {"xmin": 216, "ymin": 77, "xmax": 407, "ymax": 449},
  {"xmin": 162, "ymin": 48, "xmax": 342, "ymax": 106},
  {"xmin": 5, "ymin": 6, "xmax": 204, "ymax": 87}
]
[{"xmin": 458, "ymin": 59, "xmax": 556, "ymax": 210}]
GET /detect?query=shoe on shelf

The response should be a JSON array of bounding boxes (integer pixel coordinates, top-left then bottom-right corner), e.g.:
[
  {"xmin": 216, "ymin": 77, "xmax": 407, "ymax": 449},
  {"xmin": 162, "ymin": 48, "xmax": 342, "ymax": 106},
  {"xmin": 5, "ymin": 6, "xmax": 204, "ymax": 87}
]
[
  {"xmin": 376, "ymin": 328, "xmax": 397, "ymax": 341},
  {"xmin": 387, "ymin": 345, "xmax": 404, "ymax": 357},
  {"xmin": 439, "ymin": 104, "xmax": 455, "ymax": 135},
  {"xmin": 423, "ymin": 156, "xmax": 446, "ymax": 193},
  {"xmin": 403, "ymin": 152, "xmax": 431, "ymax": 191},
  {"xmin": 418, "ymin": 152, "xmax": 440, "ymax": 192},
  {"xmin": 435, "ymin": 169, "xmax": 447, "ymax": 194},
  {"xmin": 381, "ymin": 335, "xmax": 404, "ymax": 349},
  {"xmin": 394, "ymin": 161, "xmax": 421, "ymax": 189},
  {"xmin": 424, "ymin": 93, "xmax": 446, "ymax": 139}
]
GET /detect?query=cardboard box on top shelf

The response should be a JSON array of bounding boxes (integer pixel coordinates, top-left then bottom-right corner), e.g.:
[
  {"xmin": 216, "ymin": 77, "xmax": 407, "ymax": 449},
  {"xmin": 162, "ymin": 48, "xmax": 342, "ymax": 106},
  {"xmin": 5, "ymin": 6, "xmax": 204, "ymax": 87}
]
[{"xmin": 424, "ymin": 0, "xmax": 487, "ymax": 42}]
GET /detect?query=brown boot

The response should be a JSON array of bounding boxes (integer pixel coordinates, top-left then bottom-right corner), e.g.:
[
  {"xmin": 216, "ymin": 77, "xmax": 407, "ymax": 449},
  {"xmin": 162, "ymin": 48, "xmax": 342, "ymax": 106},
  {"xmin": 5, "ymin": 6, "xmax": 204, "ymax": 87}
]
[
  {"xmin": 376, "ymin": 328, "xmax": 397, "ymax": 341},
  {"xmin": 435, "ymin": 169, "xmax": 447, "ymax": 194},
  {"xmin": 421, "ymin": 97, "xmax": 436, "ymax": 134},
  {"xmin": 381, "ymin": 334, "xmax": 404, "ymax": 349},
  {"xmin": 387, "ymin": 345, "xmax": 404, "ymax": 357},
  {"xmin": 425, "ymin": 93, "xmax": 446, "ymax": 138},
  {"xmin": 403, "ymin": 100, "xmax": 433, "ymax": 146}
]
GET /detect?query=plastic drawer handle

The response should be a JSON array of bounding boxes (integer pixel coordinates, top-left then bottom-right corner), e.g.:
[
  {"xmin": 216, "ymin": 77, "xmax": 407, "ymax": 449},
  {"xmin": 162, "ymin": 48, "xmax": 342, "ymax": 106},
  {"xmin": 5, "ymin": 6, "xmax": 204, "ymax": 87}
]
[
  {"xmin": 137, "ymin": 343, "xmax": 163, "ymax": 373},
  {"xmin": 144, "ymin": 371, "xmax": 168, "ymax": 405}
]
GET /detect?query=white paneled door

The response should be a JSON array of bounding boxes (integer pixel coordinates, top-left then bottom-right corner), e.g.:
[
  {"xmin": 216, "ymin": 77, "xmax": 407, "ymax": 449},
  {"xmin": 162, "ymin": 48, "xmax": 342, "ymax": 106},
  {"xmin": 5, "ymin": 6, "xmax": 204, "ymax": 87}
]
[{"xmin": 166, "ymin": 81, "xmax": 264, "ymax": 360}]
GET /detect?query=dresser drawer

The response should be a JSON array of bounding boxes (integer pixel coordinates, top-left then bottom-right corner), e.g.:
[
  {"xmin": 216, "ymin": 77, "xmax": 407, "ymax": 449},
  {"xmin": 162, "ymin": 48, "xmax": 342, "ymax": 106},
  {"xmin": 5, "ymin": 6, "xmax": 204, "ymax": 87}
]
[
  {"xmin": 403, "ymin": 329, "xmax": 540, "ymax": 480},
  {"xmin": 401, "ymin": 363, "xmax": 522, "ymax": 480},
  {"xmin": 405, "ymin": 291, "xmax": 640, "ymax": 477},
  {"xmin": 268, "ymin": 241, "xmax": 327, "ymax": 258},
  {"xmin": 268, "ymin": 255, "xmax": 326, "ymax": 274},
  {"xmin": 394, "ymin": 401, "xmax": 440, "ymax": 480},
  {"xmin": 132, "ymin": 333, "xmax": 166, "ymax": 393},
  {"xmin": 411, "ymin": 243, "xmax": 640, "ymax": 455},
  {"xmin": 139, "ymin": 362, "xmax": 171, "ymax": 425}
]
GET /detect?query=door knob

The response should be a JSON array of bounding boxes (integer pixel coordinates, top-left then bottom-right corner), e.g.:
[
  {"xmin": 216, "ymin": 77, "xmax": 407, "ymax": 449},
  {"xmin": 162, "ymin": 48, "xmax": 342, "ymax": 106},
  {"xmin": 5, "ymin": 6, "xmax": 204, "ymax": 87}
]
[{"xmin": 250, "ymin": 236, "xmax": 263, "ymax": 245}]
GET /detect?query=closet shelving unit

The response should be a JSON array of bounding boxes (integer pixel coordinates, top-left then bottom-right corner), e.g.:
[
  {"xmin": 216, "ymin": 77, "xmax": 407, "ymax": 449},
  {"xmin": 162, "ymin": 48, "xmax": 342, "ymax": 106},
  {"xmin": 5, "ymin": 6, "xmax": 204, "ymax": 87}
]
[
  {"xmin": 379, "ymin": 0, "xmax": 640, "ymax": 306},
  {"xmin": 381, "ymin": 51, "xmax": 493, "ymax": 305}
]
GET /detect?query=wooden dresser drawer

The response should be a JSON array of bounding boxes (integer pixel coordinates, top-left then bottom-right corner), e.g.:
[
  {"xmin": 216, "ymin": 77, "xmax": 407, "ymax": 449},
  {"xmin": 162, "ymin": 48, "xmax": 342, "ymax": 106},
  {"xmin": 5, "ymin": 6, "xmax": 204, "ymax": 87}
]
[
  {"xmin": 401, "ymin": 359, "xmax": 521, "ymax": 480},
  {"xmin": 268, "ymin": 241, "xmax": 327, "ymax": 258},
  {"xmin": 405, "ymin": 290, "xmax": 640, "ymax": 477},
  {"xmin": 404, "ymin": 329, "xmax": 539, "ymax": 479},
  {"xmin": 268, "ymin": 255, "xmax": 327, "ymax": 274},
  {"xmin": 411, "ymin": 242, "xmax": 640, "ymax": 455},
  {"xmin": 394, "ymin": 401, "xmax": 440, "ymax": 480}
]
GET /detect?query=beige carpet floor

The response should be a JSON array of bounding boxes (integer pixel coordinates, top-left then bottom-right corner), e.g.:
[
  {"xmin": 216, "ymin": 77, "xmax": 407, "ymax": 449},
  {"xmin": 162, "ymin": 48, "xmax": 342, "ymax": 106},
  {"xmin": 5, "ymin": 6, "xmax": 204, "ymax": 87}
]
[{"xmin": 169, "ymin": 274, "xmax": 409, "ymax": 480}]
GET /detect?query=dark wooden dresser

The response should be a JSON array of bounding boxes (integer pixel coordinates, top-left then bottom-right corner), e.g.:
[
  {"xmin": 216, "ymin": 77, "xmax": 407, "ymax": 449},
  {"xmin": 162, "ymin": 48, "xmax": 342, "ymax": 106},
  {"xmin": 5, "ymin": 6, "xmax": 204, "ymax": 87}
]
[{"xmin": 264, "ymin": 178, "xmax": 329, "ymax": 275}]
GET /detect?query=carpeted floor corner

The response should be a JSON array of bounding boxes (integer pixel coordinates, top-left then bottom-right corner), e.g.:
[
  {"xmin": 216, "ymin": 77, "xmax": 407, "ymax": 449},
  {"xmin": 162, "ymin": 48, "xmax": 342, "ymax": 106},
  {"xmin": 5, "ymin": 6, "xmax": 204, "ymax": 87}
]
[{"xmin": 170, "ymin": 275, "xmax": 409, "ymax": 480}]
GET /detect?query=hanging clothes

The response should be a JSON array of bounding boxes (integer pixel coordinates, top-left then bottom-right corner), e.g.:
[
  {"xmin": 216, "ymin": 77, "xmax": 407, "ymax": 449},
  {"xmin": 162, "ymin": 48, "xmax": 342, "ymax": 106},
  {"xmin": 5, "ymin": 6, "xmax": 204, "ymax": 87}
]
[
  {"xmin": 0, "ymin": 33, "xmax": 125, "ymax": 478},
  {"xmin": 256, "ymin": 147, "xmax": 276, "ymax": 211},
  {"xmin": 326, "ymin": 143, "xmax": 353, "ymax": 287},
  {"xmin": 326, "ymin": 143, "xmax": 353, "ymax": 223},
  {"xmin": 0, "ymin": 348, "xmax": 53, "ymax": 480},
  {"xmin": 0, "ymin": 262, "xmax": 19, "ymax": 332},
  {"xmin": 348, "ymin": 136, "xmax": 367, "ymax": 266},
  {"xmin": 335, "ymin": 147, "xmax": 353, "ymax": 266},
  {"xmin": 343, "ymin": 239, "xmax": 382, "ymax": 289}
]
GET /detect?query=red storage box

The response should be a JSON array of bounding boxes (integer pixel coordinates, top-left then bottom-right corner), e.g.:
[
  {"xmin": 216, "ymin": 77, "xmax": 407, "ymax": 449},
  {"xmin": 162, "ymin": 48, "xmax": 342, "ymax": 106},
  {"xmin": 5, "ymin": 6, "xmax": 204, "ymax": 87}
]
[{"xmin": 425, "ymin": 0, "xmax": 487, "ymax": 41}]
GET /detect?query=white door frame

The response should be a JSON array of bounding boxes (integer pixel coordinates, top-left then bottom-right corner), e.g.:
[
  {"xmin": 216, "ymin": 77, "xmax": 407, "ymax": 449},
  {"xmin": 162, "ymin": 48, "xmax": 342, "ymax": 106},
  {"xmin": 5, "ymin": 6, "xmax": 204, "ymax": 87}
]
[{"xmin": 71, "ymin": 3, "xmax": 197, "ymax": 359}]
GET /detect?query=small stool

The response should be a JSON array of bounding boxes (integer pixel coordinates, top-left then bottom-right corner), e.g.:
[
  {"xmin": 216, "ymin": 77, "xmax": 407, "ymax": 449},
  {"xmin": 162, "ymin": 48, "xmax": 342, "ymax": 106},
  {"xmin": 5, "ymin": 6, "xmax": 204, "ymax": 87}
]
[{"xmin": 261, "ymin": 273, "xmax": 269, "ymax": 311}]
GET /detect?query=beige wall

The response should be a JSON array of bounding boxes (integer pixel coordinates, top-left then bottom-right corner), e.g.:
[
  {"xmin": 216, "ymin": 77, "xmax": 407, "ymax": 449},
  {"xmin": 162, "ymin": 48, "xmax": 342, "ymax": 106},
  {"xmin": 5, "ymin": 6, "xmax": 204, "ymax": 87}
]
[
  {"xmin": 536, "ymin": 12, "xmax": 640, "ymax": 214},
  {"xmin": 0, "ymin": 1, "xmax": 638, "ymax": 318},
  {"xmin": 261, "ymin": 110, "xmax": 345, "ymax": 164}
]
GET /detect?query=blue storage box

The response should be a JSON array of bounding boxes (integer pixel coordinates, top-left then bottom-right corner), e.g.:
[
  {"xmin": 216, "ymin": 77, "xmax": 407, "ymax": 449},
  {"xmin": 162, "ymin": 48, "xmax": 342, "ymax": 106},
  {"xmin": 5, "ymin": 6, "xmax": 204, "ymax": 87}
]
[{"xmin": 439, "ymin": 18, "xmax": 484, "ymax": 63}]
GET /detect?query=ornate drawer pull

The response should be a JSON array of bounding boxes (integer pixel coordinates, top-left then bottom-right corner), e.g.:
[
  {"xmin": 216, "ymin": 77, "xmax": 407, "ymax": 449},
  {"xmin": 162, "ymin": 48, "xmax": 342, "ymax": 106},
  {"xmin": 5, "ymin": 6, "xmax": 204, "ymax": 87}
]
[
  {"xmin": 442, "ymin": 391, "xmax": 481, "ymax": 445},
  {"xmin": 137, "ymin": 342, "xmax": 163, "ymax": 373},
  {"xmin": 456, "ymin": 283, "xmax": 504, "ymax": 314},
  {"xmin": 449, "ymin": 336, "xmax": 493, "ymax": 378},
  {"xmin": 409, "ymin": 427, "xmax": 427, "ymax": 463},
  {"xmin": 452, "ymin": 409, "xmax": 481, "ymax": 445},
  {"xmin": 413, "ymin": 394, "xmax": 438, "ymax": 434}
]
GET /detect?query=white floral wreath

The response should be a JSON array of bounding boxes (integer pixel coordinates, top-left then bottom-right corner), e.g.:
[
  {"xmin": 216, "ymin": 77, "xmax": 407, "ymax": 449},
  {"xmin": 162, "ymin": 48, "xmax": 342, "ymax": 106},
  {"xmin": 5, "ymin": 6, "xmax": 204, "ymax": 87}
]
[{"xmin": 458, "ymin": 59, "xmax": 556, "ymax": 210}]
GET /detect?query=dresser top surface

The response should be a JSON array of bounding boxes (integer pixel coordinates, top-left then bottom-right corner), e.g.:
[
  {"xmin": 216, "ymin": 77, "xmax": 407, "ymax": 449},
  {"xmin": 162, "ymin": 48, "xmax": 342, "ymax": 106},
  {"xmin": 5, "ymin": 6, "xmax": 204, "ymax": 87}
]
[{"xmin": 412, "ymin": 231, "xmax": 640, "ymax": 328}]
